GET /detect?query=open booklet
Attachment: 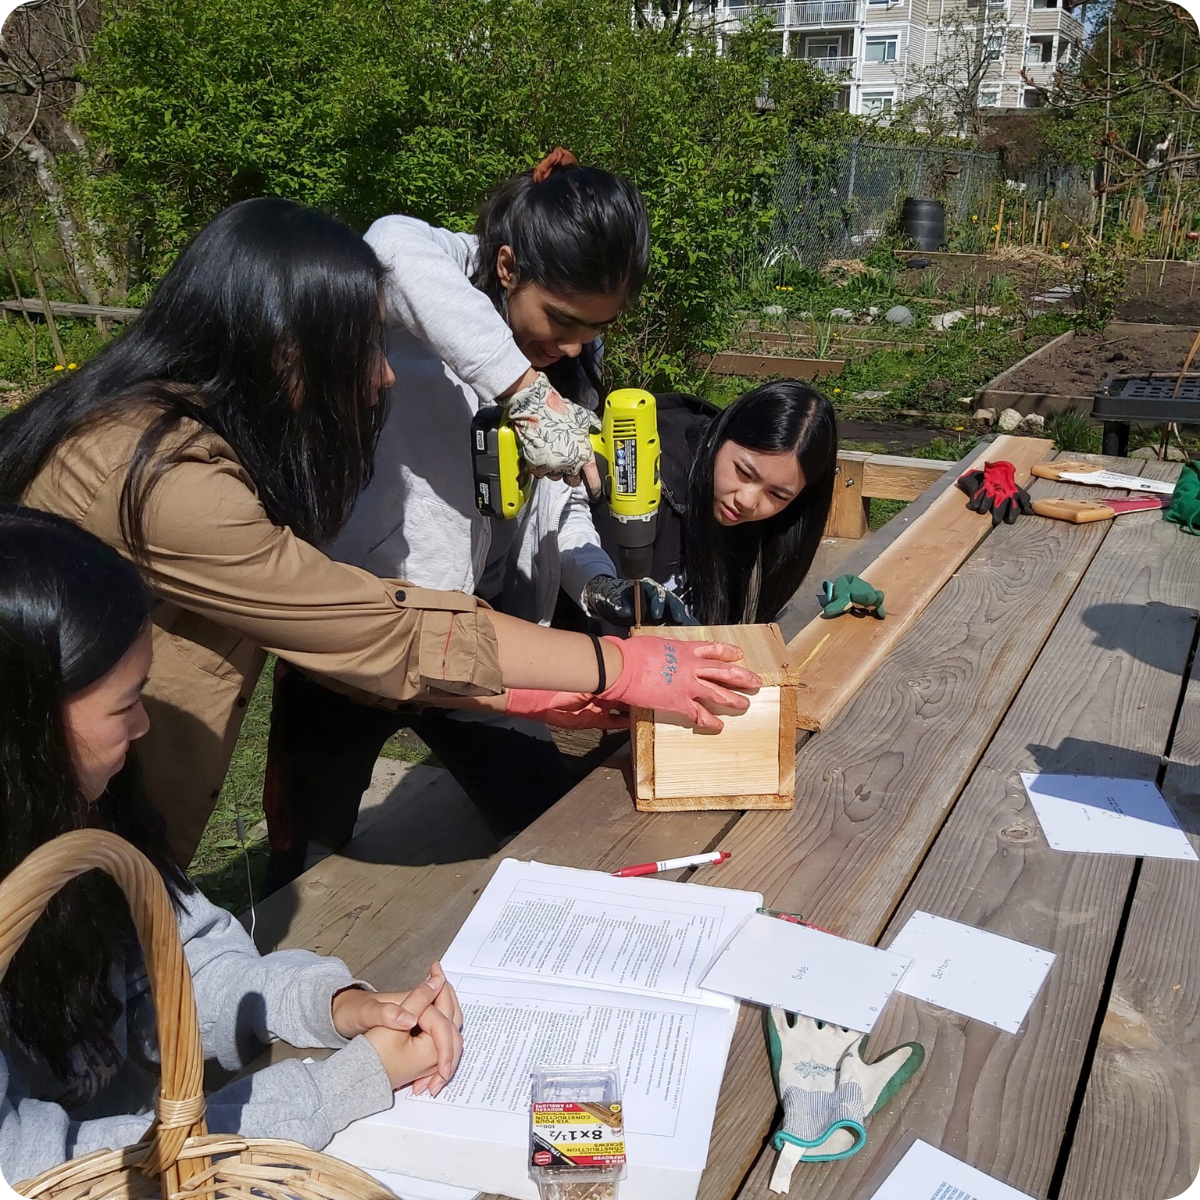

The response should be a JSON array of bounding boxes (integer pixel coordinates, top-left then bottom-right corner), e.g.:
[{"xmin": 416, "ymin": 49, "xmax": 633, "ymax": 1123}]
[{"xmin": 327, "ymin": 858, "xmax": 763, "ymax": 1200}]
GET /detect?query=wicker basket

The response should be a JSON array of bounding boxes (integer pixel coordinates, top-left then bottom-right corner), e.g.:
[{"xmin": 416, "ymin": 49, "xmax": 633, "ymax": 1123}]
[{"xmin": 2, "ymin": 829, "xmax": 395, "ymax": 1200}]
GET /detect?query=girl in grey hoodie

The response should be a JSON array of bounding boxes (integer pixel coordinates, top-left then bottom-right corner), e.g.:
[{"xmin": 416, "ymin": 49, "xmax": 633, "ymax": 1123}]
[
  {"xmin": 0, "ymin": 508, "xmax": 464, "ymax": 1187},
  {"xmin": 261, "ymin": 152, "xmax": 685, "ymax": 891}
]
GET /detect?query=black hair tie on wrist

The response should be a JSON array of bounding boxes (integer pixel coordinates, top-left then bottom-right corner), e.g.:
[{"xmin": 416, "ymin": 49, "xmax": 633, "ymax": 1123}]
[{"xmin": 589, "ymin": 633, "xmax": 608, "ymax": 695}]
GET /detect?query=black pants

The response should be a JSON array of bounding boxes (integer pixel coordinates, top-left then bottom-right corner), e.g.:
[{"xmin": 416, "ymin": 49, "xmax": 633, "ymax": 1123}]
[{"xmin": 261, "ymin": 662, "xmax": 574, "ymax": 895}]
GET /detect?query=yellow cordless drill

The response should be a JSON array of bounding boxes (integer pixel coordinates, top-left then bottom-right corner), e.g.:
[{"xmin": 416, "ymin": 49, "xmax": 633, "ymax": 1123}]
[{"xmin": 471, "ymin": 387, "xmax": 661, "ymax": 579}]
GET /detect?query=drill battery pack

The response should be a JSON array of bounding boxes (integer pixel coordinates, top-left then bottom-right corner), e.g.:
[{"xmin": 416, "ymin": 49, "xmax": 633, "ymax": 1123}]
[{"xmin": 471, "ymin": 406, "xmax": 531, "ymax": 520}]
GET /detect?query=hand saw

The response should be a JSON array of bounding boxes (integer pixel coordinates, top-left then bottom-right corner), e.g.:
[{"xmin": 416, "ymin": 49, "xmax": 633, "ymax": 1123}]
[
  {"xmin": 1031, "ymin": 495, "xmax": 1168, "ymax": 523},
  {"xmin": 1031, "ymin": 460, "xmax": 1176, "ymax": 496}
]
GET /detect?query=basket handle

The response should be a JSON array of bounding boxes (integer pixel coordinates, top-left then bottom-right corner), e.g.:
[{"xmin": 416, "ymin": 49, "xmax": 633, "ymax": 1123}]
[{"xmin": 0, "ymin": 829, "xmax": 207, "ymax": 1183}]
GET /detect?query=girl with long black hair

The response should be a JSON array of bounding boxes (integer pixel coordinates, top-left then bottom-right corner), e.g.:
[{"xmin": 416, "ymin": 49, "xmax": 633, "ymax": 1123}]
[
  {"xmin": 0, "ymin": 196, "xmax": 759, "ymax": 865},
  {"xmin": 0, "ymin": 507, "xmax": 466, "ymax": 1184},
  {"xmin": 592, "ymin": 382, "xmax": 839, "ymax": 626}
]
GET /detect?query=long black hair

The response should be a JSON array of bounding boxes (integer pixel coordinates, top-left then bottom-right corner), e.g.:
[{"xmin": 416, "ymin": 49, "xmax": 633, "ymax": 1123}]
[
  {"xmin": 0, "ymin": 506, "xmax": 190, "ymax": 1087},
  {"xmin": 0, "ymin": 199, "xmax": 388, "ymax": 559},
  {"xmin": 471, "ymin": 158, "xmax": 649, "ymax": 401},
  {"xmin": 682, "ymin": 382, "xmax": 837, "ymax": 625}
]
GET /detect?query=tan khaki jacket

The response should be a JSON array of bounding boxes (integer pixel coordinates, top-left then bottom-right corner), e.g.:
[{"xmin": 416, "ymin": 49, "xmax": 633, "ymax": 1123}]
[{"xmin": 25, "ymin": 407, "xmax": 502, "ymax": 863}]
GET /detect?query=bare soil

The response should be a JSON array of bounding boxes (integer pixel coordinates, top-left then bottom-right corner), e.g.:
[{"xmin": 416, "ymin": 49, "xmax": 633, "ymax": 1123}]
[
  {"xmin": 997, "ymin": 325, "xmax": 1200, "ymax": 398},
  {"xmin": 895, "ymin": 253, "xmax": 1071, "ymax": 305},
  {"xmin": 1118, "ymin": 260, "xmax": 1200, "ymax": 324}
]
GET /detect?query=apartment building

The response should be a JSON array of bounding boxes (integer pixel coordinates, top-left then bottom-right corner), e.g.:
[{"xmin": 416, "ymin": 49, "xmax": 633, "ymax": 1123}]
[{"xmin": 713, "ymin": 0, "xmax": 1084, "ymax": 118}]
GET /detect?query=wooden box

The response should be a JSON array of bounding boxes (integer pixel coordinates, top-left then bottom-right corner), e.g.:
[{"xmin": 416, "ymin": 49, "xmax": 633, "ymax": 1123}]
[{"xmin": 630, "ymin": 623, "xmax": 801, "ymax": 812}]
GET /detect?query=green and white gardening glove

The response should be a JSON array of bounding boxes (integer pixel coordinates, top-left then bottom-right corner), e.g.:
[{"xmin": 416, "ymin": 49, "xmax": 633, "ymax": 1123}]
[
  {"xmin": 766, "ymin": 1009, "xmax": 924, "ymax": 1194},
  {"xmin": 501, "ymin": 371, "xmax": 600, "ymax": 479}
]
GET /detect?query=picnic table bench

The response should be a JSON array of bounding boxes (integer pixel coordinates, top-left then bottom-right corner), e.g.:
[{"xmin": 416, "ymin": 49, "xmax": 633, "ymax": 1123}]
[{"xmin": 251, "ymin": 447, "xmax": 1200, "ymax": 1200}]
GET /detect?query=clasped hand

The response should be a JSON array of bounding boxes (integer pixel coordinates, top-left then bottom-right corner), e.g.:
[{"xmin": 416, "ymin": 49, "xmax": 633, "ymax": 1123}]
[{"xmin": 331, "ymin": 960, "xmax": 464, "ymax": 1096}]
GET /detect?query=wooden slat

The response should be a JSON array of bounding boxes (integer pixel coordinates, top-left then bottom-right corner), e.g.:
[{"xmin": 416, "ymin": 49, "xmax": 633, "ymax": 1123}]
[
  {"xmin": 824, "ymin": 451, "xmax": 870, "ymax": 539},
  {"xmin": 735, "ymin": 466, "xmax": 1199, "ymax": 1200},
  {"xmin": 1056, "ymin": 463, "xmax": 1200, "ymax": 1200},
  {"xmin": 786, "ymin": 435, "xmax": 1055, "ymax": 731},
  {"xmin": 686, "ymin": 462, "xmax": 1118, "ymax": 1200},
  {"xmin": 0, "ymin": 298, "xmax": 141, "ymax": 320},
  {"xmin": 861, "ymin": 454, "xmax": 957, "ymax": 501},
  {"xmin": 705, "ymin": 352, "xmax": 846, "ymax": 380}
]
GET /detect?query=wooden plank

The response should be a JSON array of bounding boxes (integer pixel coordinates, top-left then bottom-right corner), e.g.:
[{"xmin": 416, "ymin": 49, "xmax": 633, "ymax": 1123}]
[
  {"xmin": 631, "ymin": 623, "xmax": 798, "ymax": 686},
  {"xmin": 735, "ymin": 466, "xmax": 1199, "ymax": 1200},
  {"xmin": 786, "ymin": 435, "xmax": 1055, "ymax": 731},
  {"xmin": 653, "ymin": 688, "xmax": 782, "ymax": 798},
  {"xmin": 686, "ymin": 461, "xmax": 1120, "ymax": 1200},
  {"xmin": 705, "ymin": 352, "xmax": 846, "ymax": 381},
  {"xmin": 0, "ymin": 298, "xmax": 141, "ymax": 320},
  {"xmin": 824, "ymin": 451, "xmax": 871, "ymax": 539},
  {"xmin": 861, "ymin": 454, "xmax": 957, "ymax": 502},
  {"xmin": 1056, "ymin": 463, "xmax": 1200, "ymax": 1200}
]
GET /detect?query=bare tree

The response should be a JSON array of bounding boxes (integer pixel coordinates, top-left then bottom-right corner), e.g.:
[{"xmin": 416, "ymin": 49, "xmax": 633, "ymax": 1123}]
[{"xmin": 0, "ymin": 0, "xmax": 117, "ymax": 301}]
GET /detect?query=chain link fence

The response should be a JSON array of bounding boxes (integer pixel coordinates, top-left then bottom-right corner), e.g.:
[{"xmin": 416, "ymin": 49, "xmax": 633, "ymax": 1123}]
[{"xmin": 765, "ymin": 139, "xmax": 1003, "ymax": 267}]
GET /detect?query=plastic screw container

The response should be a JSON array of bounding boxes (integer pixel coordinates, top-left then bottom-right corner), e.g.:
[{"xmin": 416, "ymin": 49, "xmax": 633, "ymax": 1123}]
[{"xmin": 529, "ymin": 1065, "xmax": 627, "ymax": 1200}]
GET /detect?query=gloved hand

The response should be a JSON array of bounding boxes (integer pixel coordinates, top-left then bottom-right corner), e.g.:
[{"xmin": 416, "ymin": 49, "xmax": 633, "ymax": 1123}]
[
  {"xmin": 766, "ymin": 1009, "xmax": 924, "ymax": 1193},
  {"xmin": 505, "ymin": 688, "xmax": 629, "ymax": 730},
  {"xmin": 581, "ymin": 575, "xmax": 698, "ymax": 627},
  {"xmin": 598, "ymin": 635, "xmax": 760, "ymax": 732},
  {"xmin": 501, "ymin": 372, "xmax": 599, "ymax": 480},
  {"xmin": 956, "ymin": 460, "xmax": 1033, "ymax": 527}
]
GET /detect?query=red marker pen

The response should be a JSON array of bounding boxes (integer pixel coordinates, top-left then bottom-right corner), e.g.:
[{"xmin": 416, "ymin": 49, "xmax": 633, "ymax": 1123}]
[{"xmin": 612, "ymin": 850, "xmax": 732, "ymax": 878}]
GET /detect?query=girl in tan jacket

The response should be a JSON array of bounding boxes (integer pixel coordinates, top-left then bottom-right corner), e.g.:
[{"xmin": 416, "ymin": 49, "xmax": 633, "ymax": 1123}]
[{"xmin": 0, "ymin": 197, "xmax": 758, "ymax": 864}]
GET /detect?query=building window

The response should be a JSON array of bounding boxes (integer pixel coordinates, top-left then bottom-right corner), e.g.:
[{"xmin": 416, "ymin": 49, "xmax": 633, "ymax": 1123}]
[
  {"xmin": 805, "ymin": 36, "xmax": 843, "ymax": 57},
  {"xmin": 1023, "ymin": 86, "xmax": 1043, "ymax": 107},
  {"xmin": 862, "ymin": 90, "xmax": 895, "ymax": 115},
  {"xmin": 1032, "ymin": 0, "xmax": 1059, "ymax": 8},
  {"xmin": 867, "ymin": 0, "xmax": 895, "ymax": 6},
  {"xmin": 865, "ymin": 35, "xmax": 898, "ymax": 62},
  {"xmin": 1058, "ymin": 38, "xmax": 1073, "ymax": 61},
  {"xmin": 978, "ymin": 84, "xmax": 1001, "ymax": 107},
  {"xmin": 984, "ymin": 30, "xmax": 1004, "ymax": 61},
  {"xmin": 1026, "ymin": 36, "xmax": 1053, "ymax": 64}
]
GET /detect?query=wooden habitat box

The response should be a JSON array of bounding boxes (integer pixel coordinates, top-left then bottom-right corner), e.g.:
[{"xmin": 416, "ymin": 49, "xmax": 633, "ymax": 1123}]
[{"xmin": 630, "ymin": 623, "xmax": 800, "ymax": 813}]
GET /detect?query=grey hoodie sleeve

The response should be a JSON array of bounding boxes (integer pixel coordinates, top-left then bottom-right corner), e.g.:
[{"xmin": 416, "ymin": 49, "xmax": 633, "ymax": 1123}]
[
  {"xmin": 365, "ymin": 214, "xmax": 531, "ymax": 403},
  {"xmin": 0, "ymin": 1040, "xmax": 393, "ymax": 1184},
  {"xmin": 177, "ymin": 889, "xmax": 362, "ymax": 1069}
]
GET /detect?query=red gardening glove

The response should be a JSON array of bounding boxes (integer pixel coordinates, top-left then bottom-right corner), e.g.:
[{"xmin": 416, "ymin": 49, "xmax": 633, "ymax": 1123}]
[
  {"xmin": 505, "ymin": 689, "xmax": 629, "ymax": 730},
  {"xmin": 956, "ymin": 460, "xmax": 1033, "ymax": 527},
  {"xmin": 598, "ymin": 636, "xmax": 760, "ymax": 732}
]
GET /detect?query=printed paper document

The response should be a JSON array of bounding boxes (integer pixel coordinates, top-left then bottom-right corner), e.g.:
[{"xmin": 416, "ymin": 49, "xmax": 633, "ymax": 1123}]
[
  {"xmin": 888, "ymin": 912, "xmax": 1055, "ymax": 1034},
  {"xmin": 327, "ymin": 859, "xmax": 762, "ymax": 1200},
  {"xmin": 1019, "ymin": 773, "xmax": 1198, "ymax": 861},
  {"xmin": 869, "ymin": 1140, "xmax": 1035, "ymax": 1199},
  {"xmin": 699, "ymin": 912, "xmax": 911, "ymax": 1033}
]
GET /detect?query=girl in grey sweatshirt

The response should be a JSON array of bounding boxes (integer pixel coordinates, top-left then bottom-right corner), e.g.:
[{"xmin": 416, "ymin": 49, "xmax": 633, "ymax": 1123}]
[{"xmin": 0, "ymin": 508, "xmax": 462, "ymax": 1187}]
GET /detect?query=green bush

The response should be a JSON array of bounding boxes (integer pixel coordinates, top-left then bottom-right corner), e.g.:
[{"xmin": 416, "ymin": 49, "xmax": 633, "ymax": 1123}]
[{"xmin": 76, "ymin": 0, "xmax": 842, "ymax": 385}]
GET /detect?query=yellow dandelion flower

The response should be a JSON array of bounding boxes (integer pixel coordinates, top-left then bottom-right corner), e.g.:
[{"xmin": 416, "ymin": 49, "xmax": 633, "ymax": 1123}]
[
  {"xmin": 53, "ymin": 364, "xmax": 64, "ymax": 371},
  {"xmin": 1059, "ymin": 241, "xmax": 1070, "ymax": 250},
  {"xmin": 955, "ymin": 426, "xmax": 964, "ymax": 431},
  {"xmin": 67, "ymin": 362, "xmax": 77, "ymax": 369},
  {"xmin": 833, "ymin": 387, "xmax": 841, "ymax": 394},
  {"xmin": 972, "ymin": 214, "xmax": 978, "ymax": 222}
]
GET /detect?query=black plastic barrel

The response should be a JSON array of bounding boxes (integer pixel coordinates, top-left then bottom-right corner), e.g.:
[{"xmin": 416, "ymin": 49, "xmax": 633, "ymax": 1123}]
[{"xmin": 901, "ymin": 197, "xmax": 946, "ymax": 251}]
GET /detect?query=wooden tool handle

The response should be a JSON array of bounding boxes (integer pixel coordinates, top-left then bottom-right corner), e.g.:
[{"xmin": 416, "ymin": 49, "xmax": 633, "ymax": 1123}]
[
  {"xmin": 1032, "ymin": 497, "xmax": 1115, "ymax": 523},
  {"xmin": 0, "ymin": 830, "xmax": 207, "ymax": 1175},
  {"xmin": 1031, "ymin": 460, "xmax": 1101, "ymax": 481}
]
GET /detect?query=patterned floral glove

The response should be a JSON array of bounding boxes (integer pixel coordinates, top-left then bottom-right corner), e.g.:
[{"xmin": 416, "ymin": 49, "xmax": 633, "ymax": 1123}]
[{"xmin": 501, "ymin": 372, "xmax": 599, "ymax": 478}]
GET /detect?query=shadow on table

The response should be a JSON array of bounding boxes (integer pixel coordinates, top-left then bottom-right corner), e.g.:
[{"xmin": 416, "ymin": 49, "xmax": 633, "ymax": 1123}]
[{"xmin": 1079, "ymin": 601, "xmax": 1199, "ymax": 675}]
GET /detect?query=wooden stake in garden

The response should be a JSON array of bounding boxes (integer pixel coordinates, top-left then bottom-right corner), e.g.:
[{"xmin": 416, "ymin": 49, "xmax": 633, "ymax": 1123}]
[
  {"xmin": 1021, "ymin": 197, "xmax": 1028, "ymax": 245},
  {"xmin": 1032, "ymin": 199, "xmax": 1043, "ymax": 248},
  {"xmin": 994, "ymin": 198, "xmax": 1005, "ymax": 253}
]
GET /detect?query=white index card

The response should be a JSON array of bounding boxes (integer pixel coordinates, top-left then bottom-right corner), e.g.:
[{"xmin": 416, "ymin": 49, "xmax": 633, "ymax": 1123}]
[
  {"xmin": 869, "ymin": 1140, "xmax": 1036, "ymax": 1199},
  {"xmin": 698, "ymin": 912, "xmax": 911, "ymax": 1033},
  {"xmin": 887, "ymin": 912, "xmax": 1056, "ymax": 1034},
  {"xmin": 1019, "ymin": 772, "xmax": 1199, "ymax": 861}
]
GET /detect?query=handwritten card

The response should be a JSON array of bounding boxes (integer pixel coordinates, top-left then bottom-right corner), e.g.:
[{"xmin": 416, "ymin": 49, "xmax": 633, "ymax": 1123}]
[
  {"xmin": 887, "ymin": 912, "xmax": 1055, "ymax": 1034},
  {"xmin": 699, "ymin": 913, "xmax": 911, "ymax": 1033},
  {"xmin": 1019, "ymin": 773, "xmax": 1199, "ymax": 861},
  {"xmin": 869, "ymin": 1140, "xmax": 1035, "ymax": 1200}
]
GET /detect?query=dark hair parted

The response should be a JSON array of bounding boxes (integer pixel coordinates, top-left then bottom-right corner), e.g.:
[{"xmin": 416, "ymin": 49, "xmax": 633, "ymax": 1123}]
[
  {"xmin": 682, "ymin": 381, "xmax": 837, "ymax": 625},
  {"xmin": 0, "ymin": 506, "xmax": 190, "ymax": 1086},
  {"xmin": 0, "ymin": 199, "xmax": 388, "ymax": 559}
]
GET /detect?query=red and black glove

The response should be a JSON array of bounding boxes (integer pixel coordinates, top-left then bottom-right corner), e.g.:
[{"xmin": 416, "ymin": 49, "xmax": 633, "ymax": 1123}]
[{"xmin": 956, "ymin": 460, "xmax": 1033, "ymax": 527}]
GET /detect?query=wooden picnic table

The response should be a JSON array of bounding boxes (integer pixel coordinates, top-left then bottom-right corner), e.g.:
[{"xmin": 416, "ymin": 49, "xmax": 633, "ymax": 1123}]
[{"xmin": 251, "ymin": 447, "xmax": 1200, "ymax": 1200}]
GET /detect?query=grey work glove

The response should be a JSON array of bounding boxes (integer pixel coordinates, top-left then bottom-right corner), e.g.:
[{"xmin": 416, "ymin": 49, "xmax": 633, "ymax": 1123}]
[
  {"xmin": 581, "ymin": 575, "xmax": 698, "ymax": 628},
  {"xmin": 766, "ymin": 1009, "xmax": 924, "ymax": 1193},
  {"xmin": 501, "ymin": 371, "xmax": 599, "ymax": 479}
]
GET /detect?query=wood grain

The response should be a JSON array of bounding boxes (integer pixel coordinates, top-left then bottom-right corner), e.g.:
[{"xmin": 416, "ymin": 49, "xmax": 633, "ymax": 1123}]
[
  {"xmin": 861, "ymin": 454, "xmax": 957, "ymax": 502},
  {"xmin": 824, "ymin": 451, "xmax": 870, "ymax": 539},
  {"xmin": 690, "ymin": 463, "xmax": 1117, "ymax": 1200},
  {"xmin": 1055, "ymin": 463, "xmax": 1200, "ymax": 1200},
  {"xmin": 705, "ymin": 352, "xmax": 846, "ymax": 380},
  {"xmin": 734, "ymin": 466, "xmax": 1200, "ymax": 1200},
  {"xmin": 785, "ymin": 435, "xmax": 1055, "ymax": 731}
]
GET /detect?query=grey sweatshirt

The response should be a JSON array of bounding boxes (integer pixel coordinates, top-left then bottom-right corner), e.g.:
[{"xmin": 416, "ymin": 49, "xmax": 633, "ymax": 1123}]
[
  {"xmin": 324, "ymin": 215, "xmax": 614, "ymax": 618},
  {"xmin": 0, "ymin": 888, "xmax": 393, "ymax": 1186}
]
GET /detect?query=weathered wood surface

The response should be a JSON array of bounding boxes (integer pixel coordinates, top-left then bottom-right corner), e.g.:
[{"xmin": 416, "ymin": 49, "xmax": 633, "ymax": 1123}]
[
  {"xmin": 704, "ymin": 351, "xmax": 846, "ymax": 380},
  {"xmin": 785, "ymin": 435, "xmax": 1055, "ymax": 731},
  {"xmin": 823, "ymin": 450, "xmax": 870, "ymax": 539},
  {"xmin": 1057, "ymin": 462, "xmax": 1200, "ymax": 1200},
  {"xmin": 0, "ymin": 297, "xmax": 141, "ymax": 320},
  {"xmin": 734, "ymin": 462, "xmax": 1198, "ymax": 1200},
  {"xmin": 861, "ymin": 453, "xmax": 957, "ymax": 501},
  {"xmin": 687, "ymin": 460, "xmax": 1127, "ymax": 1200}
]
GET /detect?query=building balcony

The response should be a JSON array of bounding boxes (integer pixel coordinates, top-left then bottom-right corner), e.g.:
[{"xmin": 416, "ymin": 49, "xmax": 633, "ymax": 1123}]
[
  {"xmin": 722, "ymin": 0, "xmax": 860, "ymax": 27},
  {"xmin": 1027, "ymin": 5, "xmax": 1084, "ymax": 35},
  {"xmin": 806, "ymin": 53, "xmax": 857, "ymax": 73}
]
